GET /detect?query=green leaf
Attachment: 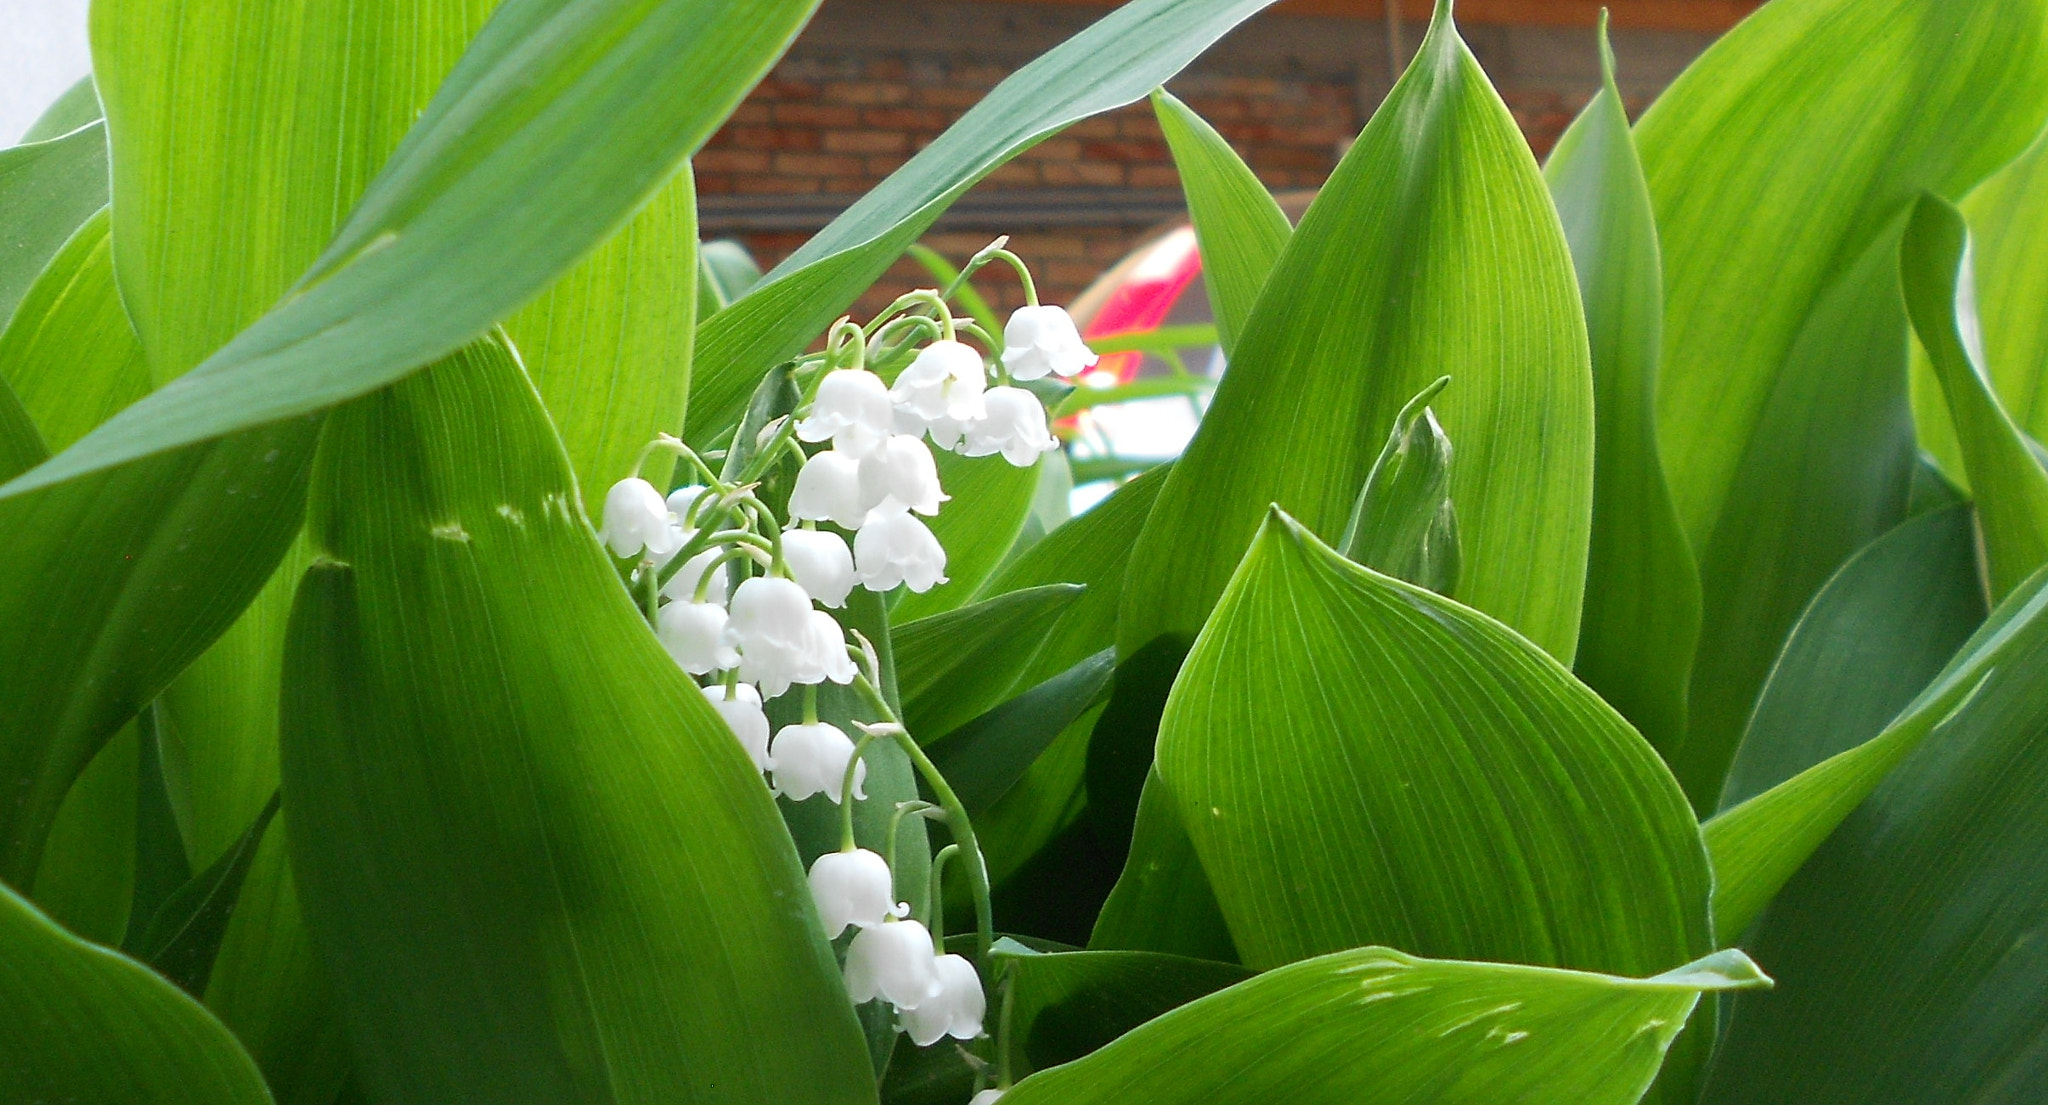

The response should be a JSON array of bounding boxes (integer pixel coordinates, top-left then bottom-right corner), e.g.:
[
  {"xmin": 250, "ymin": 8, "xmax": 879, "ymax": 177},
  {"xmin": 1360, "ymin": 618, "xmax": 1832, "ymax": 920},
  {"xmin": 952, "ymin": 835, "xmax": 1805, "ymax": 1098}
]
[
  {"xmin": 127, "ymin": 792, "xmax": 279, "ymax": 996},
  {"xmin": 686, "ymin": 0, "xmax": 1282, "ymax": 443},
  {"xmin": 1720, "ymin": 504, "xmax": 1984, "ymax": 813},
  {"xmin": 1636, "ymin": 0, "xmax": 2048, "ymax": 810},
  {"xmin": 0, "ymin": 120, "xmax": 107, "ymax": 334},
  {"xmin": 20, "ymin": 76, "xmax": 103, "ymax": 144},
  {"xmin": 30, "ymin": 724, "xmax": 139, "ymax": 946},
  {"xmin": 1090, "ymin": 765, "xmax": 1236, "ymax": 963},
  {"xmin": 1150, "ymin": 89, "xmax": 1289, "ymax": 355},
  {"xmin": 698, "ymin": 238, "xmax": 762, "ymax": 314},
  {"xmin": 1338, "ymin": 375, "xmax": 1460, "ymax": 595},
  {"xmin": 0, "ymin": 208, "xmax": 151, "ymax": 452},
  {"xmin": 1120, "ymin": 1, "xmax": 1592, "ymax": 663},
  {"xmin": 1544, "ymin": 20, "xmax": 1699, "ymax": 758},
  {"xmin": 0, "ymin": 881, "xmax": 273, "ymax": 1105},
  {"xmin": 7, "ymin": 0, "xmax": 823, "ymax": 496},
  {"xmin": 926, "ymin": 648, "xmax": 1116, "ymax": 817},
  {"xmin": 995, "ymin": 944, "xmax": 1251, "ymax": 1081},
  {"xmin": 895, "ymin": 583, "xmax": 1087, "ymax": 741},
  {"xmin": 1001, "ymin": 945, "xmax": 1769, "ymax": 1105},
  {"xmin": 1702, "ymin": 567, "xmax": 2048, "ymax": 1102},
  {"xmin": 0, "ymin": 371, "xmax": 42, "ymax": 479},
  {"xmin": 1703, "ymin": 559, "xmax": 2048, "ymax": 939},
  {"xmin": 891, "ymin": 450, "xmax": 1043, "ymax": 622},
  {"xmin": 280, "ymin": 340, "xmax": 873, "ymax": 1102},
  {"xmin": 1902, "ymin": 192, "xmax": 2048, "ymax": 600},
  {"xmin": 1159, "ymin": 508, "xmax": 1709, "ymax": 976}
]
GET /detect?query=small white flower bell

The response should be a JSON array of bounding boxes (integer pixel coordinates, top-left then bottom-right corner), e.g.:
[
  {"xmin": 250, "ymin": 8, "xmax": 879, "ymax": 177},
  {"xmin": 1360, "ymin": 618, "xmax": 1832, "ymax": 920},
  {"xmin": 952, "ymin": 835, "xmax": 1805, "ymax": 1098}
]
[
  {"xmin": 790, "ymin": 450, "xmax": 869, "ymax": 529},
  {"xmin": 891, "ymin": 340, "xmax": 988, "ymax": 424},
  {"xmin": 900, "ymin": 953, "xmax": 986, "ymax": 1046},
  {"xmin": 858, "ymin": 434, "xmax": 948, "ymax": 516},
  {"xmin": 964, "ymin": 386, "xmax": 1058, "ymax": 467},
  {"xmin": 799, "ymin": 610, "xmax": 859, "ymax": 686},
  {"xmin": 665, "ymin": 484, "xmax": 710, "ymax": 528},
  {"xmin": 969, "ymin": 1092, "xmax": 1004, "ymax": 1105},
  {"xmin": 855, "ymin": 507, "xmax": 948, "ymax": 593},
  {"xmin": 659, "ymin": 547, "xmax": 730, "ymax": 606},
  {"xmin": 782, "ymin": 529, "xmax": 856, "ymax": 608},
  {"xmin": 730, "ymin": 576, "xmax": 817, "ymax": 697},
  {"xmin": 843, "ymin": 919, "xmax": 942, "ymax": 1010},
  {"xmin": 770, "ymin": 721, "xmax": 867, "ymax": 803},
  {"xmin": 798, "ymin": 370, "xmax": 895, "ymax": 459},
  {"xmin": 701, "ymin": 683, "xmax": 770, "ymax": 772},
  {"xmin": 1002, "ymin": 305, "xmax": 1096, "ymax": 381},
  {"xmin": 658, "ymin": 601, "xmax": 737, "ymax": 674},
  {"xmin": 808, "ymin": 848, "xmax": 903, "ymax": 938},
  {"xmin": 600, "ymin": 477, "xmax": 682, "ymax": 558}
]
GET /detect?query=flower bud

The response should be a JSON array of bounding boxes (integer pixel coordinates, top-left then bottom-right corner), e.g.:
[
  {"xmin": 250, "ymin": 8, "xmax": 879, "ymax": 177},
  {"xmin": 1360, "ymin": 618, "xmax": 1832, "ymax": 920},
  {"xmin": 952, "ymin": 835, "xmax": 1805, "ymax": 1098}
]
[
  {"xmin": 798, "ymin": 369, "xmax": 895, "ymax": 459},
  {"xmin": 843, "ymin": 919, "xmax": 942, "ymax": 1010},
  {"xmin": 599, "ymin": 477, "xmax": 682, "ymax": 558},
  {"xmin": 855, "ymin": 507, "xmax": 948, "ymax": 594},
  {"xmin": 1001, "ymin": 305, "xmax": 1097, "ymax": 381},
  {"xmin": 900, "ymin": 953, "xmax": 986, "ymax": 1046},
  {"xmin": 790, "ymin": 450, "xmax": 869, "ymax": 529},
  {"xmin": 891, "ymin": 340, "xmax": 988, "ymax": 424},
  {"xmin": 808, "ymin": 848, "xmax": 903, "ymax": 938},
  {"xmin": 770, "ymin": 721, "xmax": 867, "ymax": 804},
  {"xmin": 964, "ymin": 386, "xmax": 1058, "ymax": 467},
  {"xmin": 658, "ymin": 601, "xmax": 736, "ymax": 674},
  {"xmin": 701, "ymin": 683, "xmax": 770, "ymax": 772},
  {"xmin": 781, "ymin": 529, "xmax": 856, "ymax": 608},
  {"xmin": 858, "ymin": 434, "xmax": 948, "ymax": 516}
]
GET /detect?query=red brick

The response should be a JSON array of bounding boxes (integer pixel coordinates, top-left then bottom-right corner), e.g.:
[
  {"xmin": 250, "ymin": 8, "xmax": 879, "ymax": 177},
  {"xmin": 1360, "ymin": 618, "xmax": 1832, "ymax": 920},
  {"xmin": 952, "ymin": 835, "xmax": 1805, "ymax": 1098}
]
[
  {"xmin": 914, "ymin": 86, "xmax": 986, "ymax": 109},
  {"xmin": 728, "ymin": 102, "xmax": 773, "ymax": 125},
  {"xmin": 1128, "ymin": 165, "xmax": 1182, "ymax": 189},
  {"xmin": 731, "ymin": 174, "xmax": 821, "ymax": 195},
  {"xmin": 825, "ymin": 81, "xmax": 909, "ymax": 105},
  {"xmin": 863, "ymin": 106, "xmax": 952, "ymax": 130},
  {"xmin": 984, "ymin": 161, "xmax": 1042, "ymax": 187},
  {"xmin": 773, "ymin": 151, "xmax": 867, "ymax": 177},
  {"xmin": 695, "ymin": 148, "xmax": 772, "ymax": 174},
  {"xmin": 824, "ymin": 130, "xmax": 909, "ymax": 154},
  {"xmin": 1081, "ymin": 140, "xmax": 1169, "ymax": 163},
  {"xmin": 1040, "ymin": 161, "xmax": 1124, "ymax": 187},
  {"xmin": 775, "ymin": 103, "xmax": 862, "ymax": 127},
  {"xmin": 725, "ymin": 126, "xmax": 821, "ymax": 152}
]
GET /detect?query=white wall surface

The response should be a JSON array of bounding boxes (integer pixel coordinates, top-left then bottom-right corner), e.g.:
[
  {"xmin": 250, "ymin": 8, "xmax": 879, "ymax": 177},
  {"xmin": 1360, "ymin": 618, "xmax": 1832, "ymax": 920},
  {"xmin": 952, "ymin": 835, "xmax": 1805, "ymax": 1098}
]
[{"xmin": 1, "ymin": 0, "xmax": 93, "ymax": 143}]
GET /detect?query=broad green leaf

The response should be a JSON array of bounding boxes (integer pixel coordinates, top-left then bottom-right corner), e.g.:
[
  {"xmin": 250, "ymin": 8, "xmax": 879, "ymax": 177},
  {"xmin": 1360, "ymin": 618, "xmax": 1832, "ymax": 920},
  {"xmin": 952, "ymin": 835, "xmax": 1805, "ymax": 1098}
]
[
  {"xmin": 1150, "ymin": 89, "xmax": 1289, "ymax": 354},
  {"xmin": 20, "ymin": 76, "xmax": 103, "ymax": 144},
  {"xmin": 280, "ymin": 340, "xmax": 872, "ymax": 1102},
  {"xmin": 698, "ymin": 238, "xmax": 761, "ymax": 314},
  {"xmin": 1085, "ymin": 634, "xmax": 1189, "ymax": 862},
  {"xmin": 994, "ymin": 944, "xmax": 1250, "ymax": 1081},
  {"xmin": 0, "ymin": 881, "xmax": 273, "ymax": 1105},
  {"xmin": 30, "ymin": 724, "xmax": 139, "ymax": 945},
  {"xmin": 1120, "ymin": 0, "xmax": 1592, "ymax": 663},
  {"xmin": 1545, "ymin": 21, "xmax": 1698, "ymax": 757},
  {"xmin": 1338, "ymin": 376, "xmax": 1460, "ymax": 595},
  {"xmin": 128, "ymin": 706, "xmax": 192, "ymax": 948},
  {"xmin": 1901, "ymin": 193, "xmax": 2048, "ymax": 600},
  {"xmin": 1636, "ymin": 0, "xmax": 2048, "ymax": 809},
  {"xmin": 1703, "ymin": 567, "xmax": 2048, "ymax": 1103},
  {"xmin": 1704, "ymin": 560, "xmax": 2048, "ymax": 939},
  {"xmin": 1090, "ymin": 766, "xmax": 1236, "ymax": 963},
  {"xmin": 686, "ymin": 0, "xmax": 1282, "ymax": 443},
  {"xmin": 7, "ymin": 0, "xmax": 822, "ymax": 495},
  {"xmin": 1002, "ymin": 946, "xmax": 1769, "ymax": 1105},
  {"xmin": 1721, "ymin": 504, "xmax": 1983, "ymax": 812},
  {"xmin": 891, "ymin": 449, "xmax": 1042, "ymax": 622},
  {"xmin": 0, "ymin": 372, "xmax": 41, "ymax": 478},
  {"xmin": 926, "ymin": 648, "xmax": 1116, "ymax": 816},
  {"xmin": 0, "ymin": 120, "xmax": 107, "ymax": 331},
  {"xmin": 1159, "ymin": 508, "xmax": 1709, "ymax": 976},
  {"xmin": 0, "ymin": 208, "xmax": 151, "ymax": 451},
  {"xmin": 895, "ymin": 583, "xmax": 1086, "ymax": 741}
]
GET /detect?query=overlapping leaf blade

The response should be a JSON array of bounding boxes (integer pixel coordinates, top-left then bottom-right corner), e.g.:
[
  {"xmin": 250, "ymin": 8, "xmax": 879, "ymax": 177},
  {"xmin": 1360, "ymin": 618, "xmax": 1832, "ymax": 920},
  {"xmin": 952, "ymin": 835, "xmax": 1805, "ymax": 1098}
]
[
  {"xmin": 0, "ymin": 120, "xmax": 107, "ymax": 330},
  {"xmin": 1150, "ymin": 89, "xmax": 1289, "ymax": 354},
  {"xmin": 0, "ymin": 208, "xmax": 150, "ymax": 452}
]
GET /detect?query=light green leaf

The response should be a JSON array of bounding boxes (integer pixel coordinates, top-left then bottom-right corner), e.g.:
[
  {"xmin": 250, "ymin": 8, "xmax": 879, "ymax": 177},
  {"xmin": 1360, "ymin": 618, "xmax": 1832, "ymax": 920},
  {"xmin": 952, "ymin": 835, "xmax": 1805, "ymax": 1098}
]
[
  {"xmin": 7, "ymin": 0, "xmax": 822, "ymax": 496},
  {"xmin": 1338, "ymin": 375, "xmax": 1460, "ymax": 595},
  {"xmin": 895, "ymin": 583, "xmax": 1086, "ymax": 742},
  {"xmin": 686, "ymin": 0, "xmax": 1282, "ymax": 444},
  {"xmin": 1703, "ymin": 567, "xmax": 2048, "ymax": 1102},
  {"xmin": 891, "ymin": 449, "xmax": 1043, "ymax": 622},
  {"xmin": 1703, "ymin": 558, "xmax": 2048, "ymax": 939},
  {"xmin": 1002, "ymin": 945, "xmax": 1769, "ymax": 1105},
  {"xmin": 1901, "ymin": 192, "xmax": 2048, "ymax": 600},
  {"xmin": 1636, "ymin": 0, "xmax": 2048, "ymax": 810},
  {"xmin": 1545, "ymin": 20, "xmax": 1698, "ymax": 757},
  {"xmin": 280, "ymin": 339, "xmax": 873, "ymax": 1102},
  {"xmin": 0, "ymin": 881, "xmax": 273, "ymax": 1105},
  {"xmin": 1160, "ymin": 508, "xmax": 1709, "ymax": 978},
  {"xmin": 1090, "ymin": 766, "xmax": 1236, "ymax": 963},
  {"xmin": 994, "ymin": 944, "xmax": 1250, "ymax": 1081},
  {"xmin": 1720, "ymin": 504, "xmax": 1984, "ymax": 813},
  {"xmin": 1121, "ymin": 0, "xmax": 1591, "ymax": 663},
  {"xmin": 0, "ymin": 208, "xmax": 150, "ymax": 452},
  {"xmin": 1150, "ymin": 89, "xmax": 1289, "ymax": 354},
  {"xmin": 20, "ymin": 76, "xmax": 103, "ymax": 144},
  {"xmin": 0, "ymin": 120, "xmax": 107, "ymax": 332}
]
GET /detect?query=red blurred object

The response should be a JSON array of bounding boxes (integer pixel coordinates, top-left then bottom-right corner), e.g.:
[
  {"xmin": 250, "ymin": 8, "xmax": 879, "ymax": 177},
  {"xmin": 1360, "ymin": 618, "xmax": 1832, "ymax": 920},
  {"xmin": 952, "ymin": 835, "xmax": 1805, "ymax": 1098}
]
[{"xmin": 1075, "ymin": 225, "xmax": 1203, "ymax": 385}]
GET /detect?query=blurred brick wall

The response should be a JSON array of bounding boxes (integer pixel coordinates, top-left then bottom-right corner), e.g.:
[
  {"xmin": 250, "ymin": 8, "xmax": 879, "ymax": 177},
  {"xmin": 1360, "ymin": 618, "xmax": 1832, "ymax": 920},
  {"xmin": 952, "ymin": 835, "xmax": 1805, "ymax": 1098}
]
[{"xmin": 699, "ymin": 0, "xmax": 1746, "ymax": 317}]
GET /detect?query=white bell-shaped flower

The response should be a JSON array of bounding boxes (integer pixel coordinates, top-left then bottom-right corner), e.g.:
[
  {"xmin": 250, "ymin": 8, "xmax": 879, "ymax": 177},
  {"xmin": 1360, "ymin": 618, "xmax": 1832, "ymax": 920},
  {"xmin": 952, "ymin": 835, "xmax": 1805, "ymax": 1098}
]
[
  {"xmin": 969, "ymin": 1091, "xmax": 1004, "ymax": 1105},
  {"xmin": 701, "ymin": 683, "xmax": 770, "ymax": 772},
  {"xmin": 790, "ymin": 450, "xmax": 870, "ymax": 529},
  {"xmin": 782, "ymin": 529, "xmax": 856, "ymax": 608},
  {"xmin": 1001, "ymin": 305, "xmax": 1097, "ymax": 381},
  {"xmin": 964, "ymin": 386, "xmax": 1058, "ymax": 467},
  {"xmin": 799, "ymin": 610, "xmax": 859, "ymax": 686},
  {"xmin": 730, "ymin": 576, "xmax": 816, "ymax": 698},
  {"xmin": 770, "ymin": 721, "xmax": 867, "ymax": 803},
  {"xmin": 658, "ymin": 601, "xmax": 737, "ymax": 674},
  {"xmin": 843, "ymin": 919, "xmax": 942, "ymax": 1010},
  {"xmin": 858, "ymin": 434, "xmax": 948, "ymax": 516},
  {"xmin": 891, "ymin": 340, "xmax": 988, "ymax": 424},
  {"xmin": 856, "ymin": 507, "xmax": 948, "ymax": 594},
  {"xmin": 798, "ymin": 369, "xmax": 895, "ymax": 459},
  {"xmin": 599, "ymin": 477, "xmax": 683, "ymax": 558},
  {"xmin": 660, "ymin": 546, "xmax": 730, "ymax": 606},
  {"xmin": 808, "ymin": 848, "xmax": 903, "ymax": 938},
  {"xmin": 665, "ymin": 484, "xmax": 710, "ymax": 528},
  {"xmin": 900, "ymin": 953, "xmax": 986, "ymax": 1046}
]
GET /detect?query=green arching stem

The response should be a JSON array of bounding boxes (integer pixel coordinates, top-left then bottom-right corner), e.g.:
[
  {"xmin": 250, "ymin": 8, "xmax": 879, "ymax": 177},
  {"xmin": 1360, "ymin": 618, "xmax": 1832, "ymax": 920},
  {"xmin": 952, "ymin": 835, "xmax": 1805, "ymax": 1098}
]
[
  {"xmin": 802, "ymin": 684, "xmax": 820, "ymax": 726},
  {"xmin": 838, "ymin": 731, "xmax": 882, "ymax": 852},
  {"xmin": 691, "ymin": 545, "xmax": 771, "ymax": 604},
  {"xmin": 927, "ymin": 844, "xmax": 961, "ymax": 951},
  {"xmin": 993, "ymin": 964, "xmax": 1017, "ymax": 1091},
  {"xmin": 951, "ymin": 319, "xmax": 1008, "ymax": 386},
  {"xmin": 980, "ymin": 246, "xmax": 1039, "ymax": 308},
  {"xmin": 737, "ymin": 414, "xmax": 802, "ymax": 486},
  {"xmin": 636, "ymin": 560, "xmax": 660, "ymax": 628},
  {"xmin": 886, "ymin": 800, "xmax": 940, "ymax": 878}
]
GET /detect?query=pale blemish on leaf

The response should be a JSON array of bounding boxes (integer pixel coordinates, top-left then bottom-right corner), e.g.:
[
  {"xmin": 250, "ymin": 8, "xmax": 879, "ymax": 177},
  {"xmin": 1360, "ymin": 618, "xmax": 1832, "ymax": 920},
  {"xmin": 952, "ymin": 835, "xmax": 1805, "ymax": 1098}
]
[{"xmin": 430, "ymin": 522, "xmax": 470, "ymax": 543}]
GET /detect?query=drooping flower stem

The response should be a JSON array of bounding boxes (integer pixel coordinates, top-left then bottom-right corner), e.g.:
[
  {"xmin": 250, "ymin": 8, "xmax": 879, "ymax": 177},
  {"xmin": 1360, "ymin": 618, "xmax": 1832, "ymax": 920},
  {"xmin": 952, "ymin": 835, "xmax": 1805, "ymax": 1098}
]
[
  {"xmin": 838, "ymin": 731, "xmax": 881, "ymax": 852},
  {"xmin": 927, "ymin": 843, "xmax": 961, "ymax": 951}
]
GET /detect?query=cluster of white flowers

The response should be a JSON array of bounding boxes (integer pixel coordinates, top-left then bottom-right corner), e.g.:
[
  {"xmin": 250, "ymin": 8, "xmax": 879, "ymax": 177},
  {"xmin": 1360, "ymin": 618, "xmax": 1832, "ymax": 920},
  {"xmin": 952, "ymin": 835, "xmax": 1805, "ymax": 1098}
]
[{"xmin": 600, "ymin": 262, "xmax": 1093, "ymax": 1072}]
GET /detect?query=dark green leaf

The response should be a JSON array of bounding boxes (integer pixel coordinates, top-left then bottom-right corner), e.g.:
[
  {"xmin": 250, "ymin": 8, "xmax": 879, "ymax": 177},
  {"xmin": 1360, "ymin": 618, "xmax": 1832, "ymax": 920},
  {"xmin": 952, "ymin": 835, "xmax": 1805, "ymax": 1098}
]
[
  {"xmin": 127, "ymin": 705, "xmax": 192, "ymax": 950},
  {"xmin": 1338, "ymin": 375, "xmax": 1460, "ymax": 595},
  {"xmin": 1089, "ymin": 766, "xmax": 1236, "ymax": 964},
  {"xmin": 995, "ymin": 944, "xmax": 1250, "ymax": 1080},
  {"xmin": 0, "ymin": 371, "xmax": 42, "ymax": 479},
  {"xmin": 1150, "ymin": 89, "xmax": 1289, "ymax": 354},
  {"xmin": 128, "ymin": 792, "xmax": 279, "ymax": 996},
  {"xmin": 895, "ymin": 583, "xmax": 1086, "ymax": 741},
  {"xmin": 927, "ymin": 648, "xmax": 1116, "ymax": 817},
  {"xmin": 30, "ymin": 723, "xmax": 139, "ymax": 946}
]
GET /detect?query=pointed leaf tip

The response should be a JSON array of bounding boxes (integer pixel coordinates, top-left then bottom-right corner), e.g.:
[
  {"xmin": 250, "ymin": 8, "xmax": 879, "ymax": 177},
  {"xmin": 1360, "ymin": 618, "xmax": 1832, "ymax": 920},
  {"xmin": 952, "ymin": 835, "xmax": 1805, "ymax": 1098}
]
[
  {"xmin": 1597, "ymin": 10, "xmax": 1617, "ymax": 90},
  {"xmin": 1649, "ymin": 948, "xmax": 1773, "ymax": 992}
]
